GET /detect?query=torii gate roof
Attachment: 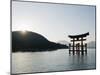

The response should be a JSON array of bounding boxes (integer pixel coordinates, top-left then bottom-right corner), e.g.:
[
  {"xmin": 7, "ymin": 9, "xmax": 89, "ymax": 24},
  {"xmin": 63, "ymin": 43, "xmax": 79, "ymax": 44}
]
[{"xmin": 68, "ymin": 32, "xmax": 89, "ymax": 39}]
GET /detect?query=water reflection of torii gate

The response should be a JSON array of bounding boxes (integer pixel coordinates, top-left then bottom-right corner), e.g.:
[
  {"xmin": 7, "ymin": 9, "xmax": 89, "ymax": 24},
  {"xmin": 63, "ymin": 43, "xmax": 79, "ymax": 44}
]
[{"xmin": 68, "ymin": 32, "xmax": 89, "ymax": 55}]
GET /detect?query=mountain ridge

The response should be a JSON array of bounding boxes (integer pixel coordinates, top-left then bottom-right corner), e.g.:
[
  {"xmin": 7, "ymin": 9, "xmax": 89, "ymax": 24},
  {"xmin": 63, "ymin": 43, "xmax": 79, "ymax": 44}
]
[{"xmin": 58, "ymin": 40, "xmax": 96, "ymax": 48}]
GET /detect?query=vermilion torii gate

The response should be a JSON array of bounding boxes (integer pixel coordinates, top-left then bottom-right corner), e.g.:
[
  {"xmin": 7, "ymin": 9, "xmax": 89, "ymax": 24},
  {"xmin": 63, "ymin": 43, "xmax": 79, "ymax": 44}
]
[{"xmin": 68, "ymin": 32, "xmax": 89, "ymax": 54}]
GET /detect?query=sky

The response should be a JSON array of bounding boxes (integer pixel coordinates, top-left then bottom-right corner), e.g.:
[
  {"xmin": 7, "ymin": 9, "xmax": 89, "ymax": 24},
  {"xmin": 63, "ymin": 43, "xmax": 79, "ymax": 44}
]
[{"xmin": 12, "ymin": 1, "xmax": 96, "ymax": 42}]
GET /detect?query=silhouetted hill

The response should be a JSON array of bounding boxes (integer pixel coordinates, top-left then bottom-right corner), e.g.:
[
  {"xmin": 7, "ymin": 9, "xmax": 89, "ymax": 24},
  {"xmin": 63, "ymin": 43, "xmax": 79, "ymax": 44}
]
[{"xmin": 12, "ymin": 31, "xmax": 68, "ymax": 52}]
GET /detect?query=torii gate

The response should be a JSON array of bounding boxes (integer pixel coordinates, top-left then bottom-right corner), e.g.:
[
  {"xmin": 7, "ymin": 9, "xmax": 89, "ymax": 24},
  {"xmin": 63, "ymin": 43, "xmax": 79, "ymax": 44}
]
[{"xmin": 68, "ymin": 32, "xmax": 89, "ymax": 55}]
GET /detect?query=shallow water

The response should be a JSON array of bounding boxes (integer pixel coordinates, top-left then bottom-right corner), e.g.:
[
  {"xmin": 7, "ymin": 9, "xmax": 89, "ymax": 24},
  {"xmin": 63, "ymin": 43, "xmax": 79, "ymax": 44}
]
[{"xmin": 12, "ymin": 49, "xmax": 96, "ymax": 74}]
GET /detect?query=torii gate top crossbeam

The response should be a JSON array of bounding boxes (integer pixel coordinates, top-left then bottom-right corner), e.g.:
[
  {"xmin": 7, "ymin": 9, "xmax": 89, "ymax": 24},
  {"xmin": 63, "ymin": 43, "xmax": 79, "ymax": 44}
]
[{"xmin": 68, "ymin": 32, "xmax": 89, "ymax": 39}]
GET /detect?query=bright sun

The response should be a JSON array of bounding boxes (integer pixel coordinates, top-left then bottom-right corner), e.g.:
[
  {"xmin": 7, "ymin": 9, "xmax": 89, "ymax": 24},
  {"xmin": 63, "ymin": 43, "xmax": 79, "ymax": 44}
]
[
  {"xmin": 17, "ymin": 24, "xmax": 29, "ymax": 34},
  {"xmin": 21, "ymin": 30, "xmax": 27, "ymax": 35},
  {"xmin": 17, "ymin": 24, "xmax": 31, "ymax": 31},
  {"xmin": 15, "ymin": 24, "xmax": 34, "ymax": 35}
]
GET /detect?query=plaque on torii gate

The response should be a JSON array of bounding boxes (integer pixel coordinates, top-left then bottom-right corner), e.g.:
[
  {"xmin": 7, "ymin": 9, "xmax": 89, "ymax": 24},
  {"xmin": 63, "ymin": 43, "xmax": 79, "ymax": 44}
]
[{"xmin": 68, "ymin": 32, "xmax": 89, "ymax": 54}]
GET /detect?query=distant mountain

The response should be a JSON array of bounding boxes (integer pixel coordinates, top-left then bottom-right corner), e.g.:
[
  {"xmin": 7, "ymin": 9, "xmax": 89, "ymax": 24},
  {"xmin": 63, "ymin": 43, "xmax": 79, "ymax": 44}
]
[
  {"xmin": 87, "ymin": 41, "xmax": 96, "ymax": 48},
  {"xmin": 57, "ymin": 40, "xmax": 69, "ymax": 45},
  {"xmin": 57, "ymin": 40, "xmax": 96, "ymax": 48},
  {"xmin": 12, "ymin": 31, "xmax": 68, "ymax": 52}
]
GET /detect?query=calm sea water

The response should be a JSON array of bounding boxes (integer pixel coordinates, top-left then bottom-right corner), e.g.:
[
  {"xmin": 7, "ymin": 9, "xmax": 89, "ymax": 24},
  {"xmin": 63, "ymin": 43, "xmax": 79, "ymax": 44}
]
[{"xmin": 12, "ymin": 49, "xmax": 96, "ymax": 74}]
